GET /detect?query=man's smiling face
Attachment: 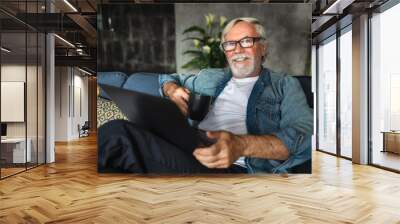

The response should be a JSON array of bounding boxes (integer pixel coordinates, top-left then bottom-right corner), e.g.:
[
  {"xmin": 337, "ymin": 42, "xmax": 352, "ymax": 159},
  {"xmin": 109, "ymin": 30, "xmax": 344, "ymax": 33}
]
[{"xmin": 223, "ymin": 21, "xmax": 266, "ymax": 78}]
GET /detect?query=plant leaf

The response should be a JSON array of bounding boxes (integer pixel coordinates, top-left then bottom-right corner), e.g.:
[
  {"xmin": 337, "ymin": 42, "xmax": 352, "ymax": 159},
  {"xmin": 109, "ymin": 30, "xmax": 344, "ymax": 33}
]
[
  {"xmin": 181, "ymin": 56, "xmax": 208, "ymax": 70},
  {"xmin": 181, "ymin": 59, "xmax": 201, "ymax": 70},
  {"xmin": 182, "ymin": 50, "xmax": 203, "ymax": 56},
  {"xmin": 182, "ymin": 26, "xmax": 206, "ymax": 35},
  {"xmin": 182, "ymin": 37, "xmax": 206, "ymax": 43}
]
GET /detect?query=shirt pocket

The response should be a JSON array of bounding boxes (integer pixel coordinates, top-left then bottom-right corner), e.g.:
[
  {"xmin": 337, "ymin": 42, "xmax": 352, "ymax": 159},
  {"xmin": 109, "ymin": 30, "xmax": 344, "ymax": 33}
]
[{"xmin": 255, "ymin": 98, "xmax": 281, "ymax": 130}]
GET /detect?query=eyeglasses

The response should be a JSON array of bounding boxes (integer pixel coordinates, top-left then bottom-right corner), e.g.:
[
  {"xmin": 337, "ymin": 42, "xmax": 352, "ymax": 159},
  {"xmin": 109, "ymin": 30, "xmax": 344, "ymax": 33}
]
[{"xmin": 220, "ymin": 36, "xmax": 264, "ymax": 52}]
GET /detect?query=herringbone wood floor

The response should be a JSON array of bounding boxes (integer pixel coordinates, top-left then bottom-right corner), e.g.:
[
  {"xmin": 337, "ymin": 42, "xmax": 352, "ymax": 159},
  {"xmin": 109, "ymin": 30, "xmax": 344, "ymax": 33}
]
[{"xmin": 1, "ymin": 134, "xmax": 400, "ymax": 224}]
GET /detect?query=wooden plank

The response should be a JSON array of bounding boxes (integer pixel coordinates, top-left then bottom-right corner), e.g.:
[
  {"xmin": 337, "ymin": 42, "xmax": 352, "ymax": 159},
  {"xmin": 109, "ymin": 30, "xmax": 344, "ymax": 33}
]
[{"xmin": 0, "ymin": 135, "xmax": 399, "ymax": 223}]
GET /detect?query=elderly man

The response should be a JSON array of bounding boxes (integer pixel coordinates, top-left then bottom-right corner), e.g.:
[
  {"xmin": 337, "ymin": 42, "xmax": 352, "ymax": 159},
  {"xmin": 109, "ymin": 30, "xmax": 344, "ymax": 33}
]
[{"xmin": 98, "ymin": 17, "xmax": 313, "ymax": 174}]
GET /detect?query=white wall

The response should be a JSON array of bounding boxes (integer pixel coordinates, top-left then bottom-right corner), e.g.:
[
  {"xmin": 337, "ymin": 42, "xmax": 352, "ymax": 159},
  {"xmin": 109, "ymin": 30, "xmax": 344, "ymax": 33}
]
[
  {"xmin": 1, "ymin": 63, "xmax": 46, "ymax": 164},
  {"xmin": 54, "ymin": 67, "xmax": 89, "ymax": 141},
  {"xmin": 55, "ymin": 67, "xmax": 69, "ymax": 141},
  {"xmin": 1, "ymin": 65, "xmax": 26, "ymax": 140},
  {"xmin": 1, "ymin": 65, "xmax": 42, "ymax": 137},
  {"xmin": 71, "ymin": 71, "xmax": 89, "ymax": 139}
]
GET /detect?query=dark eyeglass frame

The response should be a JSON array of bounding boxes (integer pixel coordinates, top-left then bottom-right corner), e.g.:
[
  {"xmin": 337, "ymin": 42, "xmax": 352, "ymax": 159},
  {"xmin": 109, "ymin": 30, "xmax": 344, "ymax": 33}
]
[{"xmin": 220, "ymin": 36, "xmax": 264, "ymax": 52}]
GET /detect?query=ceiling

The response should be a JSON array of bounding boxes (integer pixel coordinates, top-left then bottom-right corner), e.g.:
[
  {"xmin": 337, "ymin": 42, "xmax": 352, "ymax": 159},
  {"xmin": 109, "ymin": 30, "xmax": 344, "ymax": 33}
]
[{"xmin": 0, "ymin": 0, "xmax": 97, "ymax": 72}]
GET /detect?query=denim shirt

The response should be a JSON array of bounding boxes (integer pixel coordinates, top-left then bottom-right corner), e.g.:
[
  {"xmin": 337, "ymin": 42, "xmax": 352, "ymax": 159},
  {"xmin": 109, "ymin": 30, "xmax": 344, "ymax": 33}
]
[{"xmin": 159, "ymin": 67, "xmax": 313, "ymax": 174}]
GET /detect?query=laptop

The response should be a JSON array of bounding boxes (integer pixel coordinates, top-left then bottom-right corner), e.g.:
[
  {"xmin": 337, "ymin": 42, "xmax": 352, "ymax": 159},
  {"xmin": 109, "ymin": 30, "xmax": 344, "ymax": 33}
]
[{"xmin": 99, "ymin": 84, "xmax": 215, "ymax": 153}]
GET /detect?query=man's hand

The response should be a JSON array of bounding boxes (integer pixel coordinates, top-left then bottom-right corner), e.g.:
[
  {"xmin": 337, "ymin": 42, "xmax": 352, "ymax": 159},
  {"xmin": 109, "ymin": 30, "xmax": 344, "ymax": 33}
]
[
  {"xmin": 193, "ymin": 131, "xmax": 245, "ymax": 169},
  {"xmin": 193, "ymin": 131, "xmax": 290, "ymax": 169},
  {"xmin": 163, "ymin": 82, "xmax": 190, "ymax": 116}
]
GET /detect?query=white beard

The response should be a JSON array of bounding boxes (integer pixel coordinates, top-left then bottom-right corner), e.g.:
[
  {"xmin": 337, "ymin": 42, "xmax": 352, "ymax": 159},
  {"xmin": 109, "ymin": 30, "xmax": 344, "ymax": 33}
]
[{"xmin": 228, "ymin": 53, "xmax": 259, "ymax": 79}]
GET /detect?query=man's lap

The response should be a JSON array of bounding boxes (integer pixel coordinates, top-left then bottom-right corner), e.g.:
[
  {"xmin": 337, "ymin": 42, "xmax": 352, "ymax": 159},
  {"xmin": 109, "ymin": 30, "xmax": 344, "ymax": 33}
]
[{"xmin": 98, "ymin": 120, "xmax": 247, "ymax": 174}]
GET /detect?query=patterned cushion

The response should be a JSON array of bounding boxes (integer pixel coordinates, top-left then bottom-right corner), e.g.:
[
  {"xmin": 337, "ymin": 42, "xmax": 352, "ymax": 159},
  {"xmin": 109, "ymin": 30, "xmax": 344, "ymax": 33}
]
[{"xmin": 97, "ymin": 97, "xmax": 127, "ymax": 128}]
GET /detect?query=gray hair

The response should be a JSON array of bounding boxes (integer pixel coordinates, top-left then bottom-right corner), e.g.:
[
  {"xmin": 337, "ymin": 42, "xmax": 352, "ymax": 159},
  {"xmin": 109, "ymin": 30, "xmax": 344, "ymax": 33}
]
[
  {"xmin": 221, "ymin": 17, "xmax": 267, "ymax": 43},
  {"xmin": 220, "ymin": 17, "xmax": 268, "ymax": 62}
]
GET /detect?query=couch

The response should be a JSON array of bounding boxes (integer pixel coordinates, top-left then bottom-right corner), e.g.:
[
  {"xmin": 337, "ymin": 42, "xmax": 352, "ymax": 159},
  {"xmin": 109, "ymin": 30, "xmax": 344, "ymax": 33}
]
[
  {"xmin": 97, "ymin": 71, "xmax": 313, "ymax": 173},
  {"xmin": 97, "ymin": 71, "xmax": 313, "ymax": 125}
]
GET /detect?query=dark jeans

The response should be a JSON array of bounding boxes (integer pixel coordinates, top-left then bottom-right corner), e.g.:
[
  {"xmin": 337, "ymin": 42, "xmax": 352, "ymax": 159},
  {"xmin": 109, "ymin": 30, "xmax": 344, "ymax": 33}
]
[{"xmin": 98, "ymin": 120, "xmax": 248, "ymax": 174}]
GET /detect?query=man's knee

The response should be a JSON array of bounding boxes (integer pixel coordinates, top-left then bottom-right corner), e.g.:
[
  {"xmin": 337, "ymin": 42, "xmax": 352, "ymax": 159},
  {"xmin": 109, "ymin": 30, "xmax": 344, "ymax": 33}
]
[{"xmin": 98, "ymin": 120, "xmax": 146, "ymax": 173}]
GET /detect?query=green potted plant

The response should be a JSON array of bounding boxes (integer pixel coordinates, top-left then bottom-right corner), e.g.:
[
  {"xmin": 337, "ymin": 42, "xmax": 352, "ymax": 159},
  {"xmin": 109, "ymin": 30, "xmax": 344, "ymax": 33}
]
[{"xmin": 181, "ymin": 14, "xmax": 228, "ymax": 70}]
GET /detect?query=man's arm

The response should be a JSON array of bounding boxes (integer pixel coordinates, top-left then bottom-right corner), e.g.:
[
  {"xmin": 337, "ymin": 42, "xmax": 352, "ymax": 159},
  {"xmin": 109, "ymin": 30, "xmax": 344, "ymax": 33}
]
[
  {"xmin": 193, "ymin": 75, "xmax": 313, "ymax": 169},
  {"xmin": 193, "ymin": 131, "xmax": 288, "ymax": 169},
  {"xmin": 240, "ymin": 134, "xmax": 289, "ymax": 160},
  {"xmin": 158, "ymin": 73, "xmax": 196, "ymax": 97}
]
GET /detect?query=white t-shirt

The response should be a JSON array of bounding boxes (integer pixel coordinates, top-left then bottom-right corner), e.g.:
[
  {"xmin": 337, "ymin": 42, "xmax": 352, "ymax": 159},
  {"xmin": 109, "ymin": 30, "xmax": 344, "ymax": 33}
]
[{"xmin": 198, "ymin": 76, "xmax": 259, "ymax": 167}]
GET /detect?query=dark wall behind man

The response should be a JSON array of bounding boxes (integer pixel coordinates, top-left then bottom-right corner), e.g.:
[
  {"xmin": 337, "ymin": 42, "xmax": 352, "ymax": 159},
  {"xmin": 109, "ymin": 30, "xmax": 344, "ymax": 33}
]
[{"xmin": 98, "ymin": 4, "xmax": 176, "ymax": 74}]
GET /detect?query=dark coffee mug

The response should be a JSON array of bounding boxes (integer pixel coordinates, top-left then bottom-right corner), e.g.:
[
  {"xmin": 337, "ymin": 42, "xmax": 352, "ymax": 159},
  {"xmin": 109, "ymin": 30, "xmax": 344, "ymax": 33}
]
[{"xmin": 188, "ymin": 93, "xmax": 212, "ymax": 121}]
